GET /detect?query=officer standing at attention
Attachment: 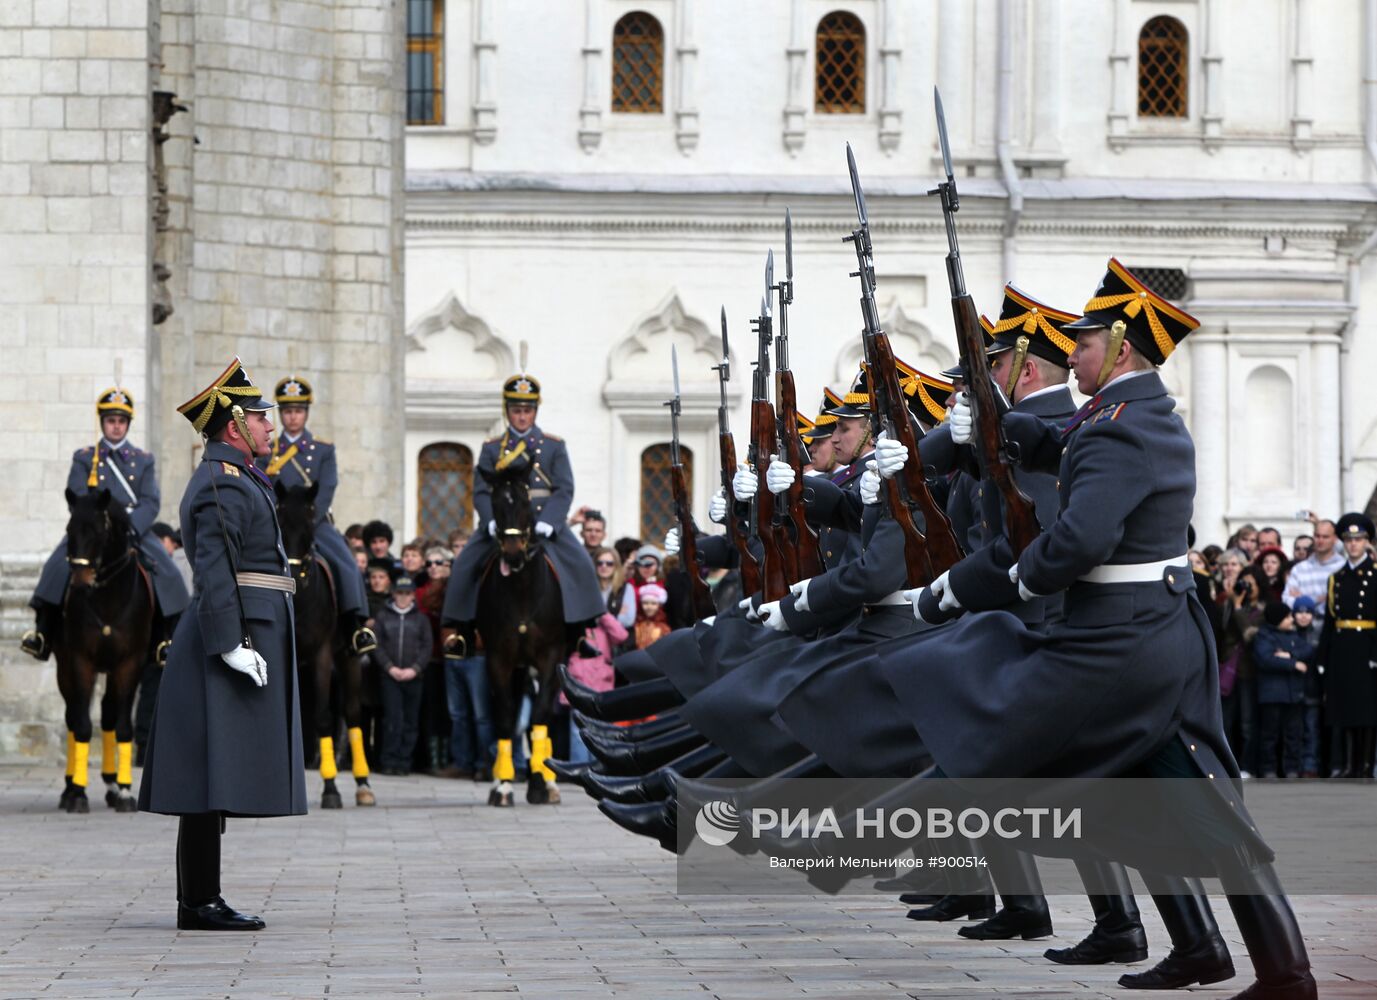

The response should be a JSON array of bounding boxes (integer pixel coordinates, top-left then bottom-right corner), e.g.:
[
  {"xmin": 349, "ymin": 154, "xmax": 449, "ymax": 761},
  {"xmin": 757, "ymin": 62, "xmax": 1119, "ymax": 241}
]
[
  {"xmin": 442, "ymin": 368, "xmax": 606, "ymax": 649},
  {"xmin": 139, "ymin": 358, "xmax": 307, "ymax": 931},
  {"xmin": 257, "ymin": 375, "xmax": 376, "ymax": 655},
  {"xmin": 1314, "ymin": 512, "xmax": 1377, "ymax": 778},
  {"xmin": 22, "ymin": 387, "xmax": 190, "ymax": 664}
]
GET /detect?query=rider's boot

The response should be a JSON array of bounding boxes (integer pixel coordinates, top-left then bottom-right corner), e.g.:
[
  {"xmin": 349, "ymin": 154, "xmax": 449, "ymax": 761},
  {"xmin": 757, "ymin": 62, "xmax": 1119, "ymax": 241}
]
[
  {"xmin": 21, "ymin": 602, "xmax": 59, "ymax": 661},
  {"xmin": 349, "ymin": 614, "xmax": 378, "ymax": 656}
]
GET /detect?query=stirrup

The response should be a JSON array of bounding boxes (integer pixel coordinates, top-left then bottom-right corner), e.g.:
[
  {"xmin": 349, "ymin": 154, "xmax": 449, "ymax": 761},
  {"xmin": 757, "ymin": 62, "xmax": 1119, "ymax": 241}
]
[
  {"xmin": 442, "ymin": 633, "xmax": 467, "ymax": 660},
  {"xmin": 351, "ymin": 626, "xmax": 378, "ymax": 655},
  {"xmin": 155, "ymin": 640, "xmax": 172, "ymax": 668},
  {"xmin": 20, "ymin": 629, "xmax": 48, "ymax": 660}
]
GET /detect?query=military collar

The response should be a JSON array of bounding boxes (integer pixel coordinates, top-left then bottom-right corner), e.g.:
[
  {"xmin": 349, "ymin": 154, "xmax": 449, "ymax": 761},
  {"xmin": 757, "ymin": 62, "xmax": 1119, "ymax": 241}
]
[
  {"xmin": 1014, "ymin": 385, "xmax": 1074, "ymax": 417},
  {"xmin": 205, "ymin": 440, "xmax": 273, "ymax": 487},
  {"xmin": 1347, "ymin": 555, "xmax": 1373, "ymax": 572},
  {"xmin": 100, "ymin": 438, "xmax": 136, "ymax": 459},
  {"xmin": 281, "ymin": 429, "xmax": 309, "ymax": 446},
  {"xmin": 1063, "ymin": 371, "xmax": 1167, "ymax": 435},
  {"xmin": 506, "ymin": 424, "xmax": 538, "ymax": 440}
]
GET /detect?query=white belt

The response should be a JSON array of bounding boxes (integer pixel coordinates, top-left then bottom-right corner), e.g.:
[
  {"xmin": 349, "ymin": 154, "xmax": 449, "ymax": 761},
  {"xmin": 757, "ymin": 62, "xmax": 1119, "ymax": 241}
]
[
  {"xmin": 1079, "ymin": 555, "xmax": 1189, "ymax": 585},
  {"xmin": 871, "ymin": 589, "xmax": 910, "ymax": 607},
  {"xmin": 237, "ymin": 572, "xmax": 297, "ymax": 595}
]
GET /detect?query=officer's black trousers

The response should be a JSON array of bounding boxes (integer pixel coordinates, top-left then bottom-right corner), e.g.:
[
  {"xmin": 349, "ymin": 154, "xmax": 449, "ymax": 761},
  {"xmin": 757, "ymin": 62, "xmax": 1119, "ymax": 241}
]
[{"xmin": 176, "ymin": 812, "xmax": 222, "ymax": 906}]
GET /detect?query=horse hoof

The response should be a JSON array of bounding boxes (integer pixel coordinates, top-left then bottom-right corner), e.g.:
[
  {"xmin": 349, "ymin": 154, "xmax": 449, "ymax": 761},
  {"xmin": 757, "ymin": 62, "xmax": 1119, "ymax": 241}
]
[
  {"xmin": 488, "ymin": 787, "xmax": 514, "ymax": 807},
  {"xmin": 58, "ymin": 790, "xmax": 74, "ymax": 811},
  {"xmin": 115, "ymin": 796, "xmax": 137, "ymax": 814},
  {"xmin": 545, "ymin": 783, "xmax": 561, "ymax": 805},
  {"xmin": 71, "ymin": 794, "xmax": 90, "ymax": 814},
  {"xmin": 321, "ymin": 790, "xmax": 343, "ymax": 810},
  {"xmin": 526, "ymin": 781, "xmax": 548, "ymax": 805},
  {"xmin": 105, "ymin": 789, "xmax": 120, "ymax": 808}
]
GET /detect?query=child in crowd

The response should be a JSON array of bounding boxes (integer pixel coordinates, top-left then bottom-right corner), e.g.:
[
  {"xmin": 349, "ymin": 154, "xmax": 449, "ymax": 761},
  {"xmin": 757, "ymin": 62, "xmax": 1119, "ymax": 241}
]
[
  {"xmin": 1291, "ymin": 596, "xmax": 1323, "ymax": 777},
  {"xmin": 635, "ymin": 583, "xmax": 672, "ymax": 649},
  {"xmin": 1253, "ymin": 600, "xmax": 1314, "ymax": 779},
  {"xmin": 366, "ymin": 559, "xmax": 394, "ymax": 620},
  {"xmin": 371, "ymin": 575, "xmax": 433, "ymax": 775}
]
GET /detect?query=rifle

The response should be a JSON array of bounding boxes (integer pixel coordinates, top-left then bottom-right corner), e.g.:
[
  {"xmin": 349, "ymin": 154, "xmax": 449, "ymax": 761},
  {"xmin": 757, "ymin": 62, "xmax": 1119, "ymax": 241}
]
[
  {"xmin": 666, "ymin": 346, "xmax": 716, "ymax": 621},
  {"xmin": 716, "ymin": 308, "xmax": 761, "ymax": 594},
  {"xmin": 843, "ymin": 143, "xmax": 963, "ymax": 586},
  {"xmin": 770, "ymin": 211, "xmax": 825, "ymax": 579},
  {"xmin": 748, "ymin": 280, "xmax": 791, "ymax": 601},
  {"xmin": 930, "ymin": 88, "xmax": 1039, "ymax": 555}
]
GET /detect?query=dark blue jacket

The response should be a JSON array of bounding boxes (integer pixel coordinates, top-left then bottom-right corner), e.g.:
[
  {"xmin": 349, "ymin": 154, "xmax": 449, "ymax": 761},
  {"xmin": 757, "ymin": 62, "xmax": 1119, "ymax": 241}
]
[{"xmin": 1253, "ymin": 624, "xmax": 1314, "ymax": 705}]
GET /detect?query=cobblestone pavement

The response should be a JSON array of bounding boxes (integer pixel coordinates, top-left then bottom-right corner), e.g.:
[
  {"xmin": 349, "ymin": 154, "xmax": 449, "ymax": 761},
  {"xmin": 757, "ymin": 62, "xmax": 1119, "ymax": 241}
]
[{"xmin": 1, "ymin": 765, "xmax": 1373, "ymax": 999}]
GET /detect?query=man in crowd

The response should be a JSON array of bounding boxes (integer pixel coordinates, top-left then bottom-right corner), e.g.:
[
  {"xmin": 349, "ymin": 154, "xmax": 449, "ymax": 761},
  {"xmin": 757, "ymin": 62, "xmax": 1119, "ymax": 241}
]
[
  {"xmin": 571, "ymin": 507, "xmax": 608, "ymax": 561},
  {"xmin": 1285, "ymin": 518, "xmax": 1344, "ymax": 623}
]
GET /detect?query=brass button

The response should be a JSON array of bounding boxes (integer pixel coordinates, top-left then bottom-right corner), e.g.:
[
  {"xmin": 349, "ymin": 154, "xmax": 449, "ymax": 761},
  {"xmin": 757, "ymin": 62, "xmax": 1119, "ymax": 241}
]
[
  {"xmin": 1167, "ymin": 573, "xmax": 1175, "ymax": 584},
  {"xmin": 1189, "ymin": 744, "xmax": 1197, "ymax": 751},
  {"xmin": 1208, "ymin": 773, "xmax": 1215, "ymax": 779}
]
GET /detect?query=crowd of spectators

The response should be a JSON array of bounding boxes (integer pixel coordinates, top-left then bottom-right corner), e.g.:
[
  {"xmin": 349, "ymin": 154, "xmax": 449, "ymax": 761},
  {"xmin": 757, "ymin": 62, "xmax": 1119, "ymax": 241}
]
[{"xmin": 1192, "ymin": 515, "xmax": 1363, "ymax": 779}]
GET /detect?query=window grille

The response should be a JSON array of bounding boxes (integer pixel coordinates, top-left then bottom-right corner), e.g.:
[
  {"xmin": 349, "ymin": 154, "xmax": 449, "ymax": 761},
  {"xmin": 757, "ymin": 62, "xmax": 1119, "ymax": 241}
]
[
  {"xmin": 1138, "ymin": 16, "xmax": 1188, "ymax": 118},
  {"xmin": 407, "ymin": 0, "xmax": 445, "ymax": 125},
  {"xmin": 1127, "ymin": 266, "xmax": 1189, "ymax": 301},
  {"xmin": 418, "ymin": 442, "xmax": 473, "ymax": 539},
  {"xmin": 640, "ymin": 443, "xmax": 692, "ymax": 542},
  {"xmin": 815, "ymin": 12, "xmax": 865, "ymax": 114},
  {"xmin": 612, "ymin": 12, "xmax": 664, "ymax": 113}
]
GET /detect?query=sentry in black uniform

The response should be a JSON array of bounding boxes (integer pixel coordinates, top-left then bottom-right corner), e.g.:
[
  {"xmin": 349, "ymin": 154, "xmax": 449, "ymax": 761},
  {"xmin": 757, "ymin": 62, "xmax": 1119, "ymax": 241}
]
[
  {"xmin": 1314, "ymin": 512, "xmax": 1377, "ymax": 778},
  {"xmin": 139, "ymin": 358, "xmax": 307, "ymax": 932}
]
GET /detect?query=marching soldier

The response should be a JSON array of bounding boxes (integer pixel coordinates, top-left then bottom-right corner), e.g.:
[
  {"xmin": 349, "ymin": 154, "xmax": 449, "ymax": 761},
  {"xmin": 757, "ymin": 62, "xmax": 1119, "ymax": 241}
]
[
  {"xmin": 22, "ymin": 387, "xmax": 190, "ymax": 663},
  {"xmin": 442, "ymin": 369, "xmax": 605, "ymax": 647},
  {"xmin": 139, "ymin": 358, "xmax": 307, "ymax": 931},
  {"xmin": 1314, "ymin": 512, "xmax": 1377, "ymax": 778},
  {"xmin": 257, "ymin": 375, "xmax": 376, "ymax": 655}
]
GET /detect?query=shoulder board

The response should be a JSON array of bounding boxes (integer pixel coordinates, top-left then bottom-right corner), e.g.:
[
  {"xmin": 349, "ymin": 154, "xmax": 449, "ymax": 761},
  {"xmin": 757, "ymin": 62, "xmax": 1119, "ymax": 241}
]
[
  {"xmin": 78, "ymin": 446, "xmax": 93, "ymax": 456},
  {"xmin": 485, "ymin": 436, "xmax": 502, "ymax": 446},
  {"xmin": 218, "ymin": 462, "xmax": 240, "ymax": 477},
  {"xmin": 544, "ymin": 434, "xmax": 562, "ymax": 443},
  {"xmin": 1086, "ymin": 403, "xmax": 1127, "ymax": 426}
]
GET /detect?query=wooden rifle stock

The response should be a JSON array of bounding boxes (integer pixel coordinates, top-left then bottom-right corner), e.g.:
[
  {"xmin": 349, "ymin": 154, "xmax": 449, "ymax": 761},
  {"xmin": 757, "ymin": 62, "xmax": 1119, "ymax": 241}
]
[
  {"xmin": 773, "ymin": 368, "xmax": 824, "ymax": 578},
  {"xmin": 952, "ymin": 293, "xmax": 1040, "ymax": 554},
  {"xmin": 750, "ymin": 398, "xmax": 790, "ymax": 601},
  {"xmin": 671, "ymin": 463, "xmax": 716, "ymax": 620},
  {"xmin": 719, "ymin": 432, "xmax": 761, "ymax": 595}
]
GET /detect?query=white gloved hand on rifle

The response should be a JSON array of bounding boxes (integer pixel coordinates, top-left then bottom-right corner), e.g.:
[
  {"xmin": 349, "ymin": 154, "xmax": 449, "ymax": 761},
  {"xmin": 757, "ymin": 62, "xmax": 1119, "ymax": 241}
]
[
  {"xmin": 860, "ymin": 460, "xmax": 881, "ymax": 505},
  {"xmin": 732, "ymin": 463, "xmax": 757, "ymax": 502},
  {"xmin": 664, "ymin": 527, "xmax": 680, "ymax": 556},
  {"xmin": 708, "ymin": 488, "xmax": 728, "ymax": 525},
  {"xmin": 949, "ymin": 392, "xmax": 973, "ymax": 445},
  {"xmin": 766, "ymin": 454, "xmax": 796, "ymax": 496},
  {"xmin": 873, "ymin": 430, "xmax": 910, "ymax": 480}
]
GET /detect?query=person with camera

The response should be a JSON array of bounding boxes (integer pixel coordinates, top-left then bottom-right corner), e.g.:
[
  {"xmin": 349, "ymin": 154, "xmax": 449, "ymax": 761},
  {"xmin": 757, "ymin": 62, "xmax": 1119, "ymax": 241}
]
[{"xmin": 1219, "ymin": 562, "xmax": 1266, "ymax": 777}]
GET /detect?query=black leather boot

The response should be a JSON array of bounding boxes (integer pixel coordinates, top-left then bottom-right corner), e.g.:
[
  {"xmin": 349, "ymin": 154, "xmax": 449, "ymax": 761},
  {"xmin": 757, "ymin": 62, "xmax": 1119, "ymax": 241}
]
[
  {"xmin": 175, "ymin": 813, "xmax": 264, "ymax": 931},
  {"xmin": 1361, "ymin": 728, "xmax": 1376, "ymax": 781},
  {"xmin": 1336, "ymin": 729, "xmax": 1359, "ymax": 778},
  {"xmin": 907, "ymin": 893, "xmax": 997, "ymax": 922},
  {"xmin": 559, "ymin": 667, "xmax": 683, "ymax": 722},
  {"xmin": 581, "ymin": 721, "xmax": 694, "ymax": 752},
  {"xmin": 20, "ymin": 602, "xmax": 60, "ymax": 661},
  {"xmin": 1045, "ymin": 859, "xmax": 1148, "ymax": 964},
  {"xmin": 585, "ymin": 727, "xmax": 707, "ymax": 776},
  {"xmin": 1119, "ymin": 875, "xmax": 1234, "ymax": 989},
  {"xmin": 1220, "ymin": 864, "xmax": 1316, "ymax": 1000},
  {"xmin": 598, "ymin": 798, "xmax": 678, "ymax": 853},
  {"xmin": 959, "ymin": 848, "xmax": 1053, "ymax": 940},
  {"xmin": 594, "ymin": 745, "xmax": 728, "ymax": 804},
  {"xmin": 571, "ymin": 709, "xmax": 684, "ymax": 740}
]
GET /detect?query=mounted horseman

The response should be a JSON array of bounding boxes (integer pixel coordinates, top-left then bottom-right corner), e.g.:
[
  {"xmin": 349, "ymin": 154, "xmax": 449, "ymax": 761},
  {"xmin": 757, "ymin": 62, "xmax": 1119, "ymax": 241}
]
[
  {"xmin": 257, "ymin": 375, "xmax": 376, "ymax": 658},
  {"xmin": 23, "ymin": 387, "xmax": 190, "ymax": 666},
  {"xmin": 442, "ymin": 361, "xmax": 605, "ymax": 800}
]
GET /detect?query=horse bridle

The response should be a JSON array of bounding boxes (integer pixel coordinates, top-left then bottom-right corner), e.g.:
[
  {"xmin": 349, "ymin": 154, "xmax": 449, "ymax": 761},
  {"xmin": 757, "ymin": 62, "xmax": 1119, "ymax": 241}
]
[{"xmin": 66, "ymin": 508, "xmax": 135, "ymax": 589}]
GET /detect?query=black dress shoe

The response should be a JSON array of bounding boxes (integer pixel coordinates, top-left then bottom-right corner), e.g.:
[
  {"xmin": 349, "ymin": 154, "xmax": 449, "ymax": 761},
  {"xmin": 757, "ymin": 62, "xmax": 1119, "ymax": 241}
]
[
  {"xmin": 906, "ymin": 894, "xmax": 997, "ymax": 922},
  {"xmin": 546, "ymin": 759, "xmax": 595, "ymax": 788},
  {"xmin": 598, "ymin": 799, "xmax": 678, "ymax": 853},
  {"xmin": 1118, "ymin": 947, "xmax": 1235, "ymax": 989},
  {"xmin": 586, "ymin": 728, "xmax": 707, "ymax": 776},
  {"xmin": 897, "ymin": 893, "xmax": 943, "ymax": 906},
  {"xmin": 958, "ymin": 904, "xmax": 1053, "ymax": 940},
  {"xmin": 1045, "ymin": 924, "xmax": 1149, "ymax": 965},
  {"xmin": 177, "ymin": 897, "xmax": 265, "ymax": 931},
  {"xmin": 559, "ymin": 667, "xmax": 682, "ymax": 722}
]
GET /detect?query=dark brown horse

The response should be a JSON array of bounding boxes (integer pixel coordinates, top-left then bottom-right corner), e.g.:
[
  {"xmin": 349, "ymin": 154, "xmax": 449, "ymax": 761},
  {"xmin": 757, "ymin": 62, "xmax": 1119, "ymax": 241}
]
[
  {"xmin": 55, "ymin": 489, "xmax": 153, "ymax": 813},
  {"xmin": 275, "ymin": 482, "xmax": 375, "ymax": 809},
  {"xmin": 477, "ymin": 466, "xmax": 573, "ymax": 806}
]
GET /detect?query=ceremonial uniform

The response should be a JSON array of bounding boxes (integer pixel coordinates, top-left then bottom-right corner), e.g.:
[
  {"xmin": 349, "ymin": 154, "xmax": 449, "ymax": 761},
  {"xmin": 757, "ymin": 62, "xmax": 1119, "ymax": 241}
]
[
  {"xmin": 443, "ymin": 377, "xmax": 605, "ymax": 629},
  {"xmin": 139, "ymin": 358, "xmax": 305, "ymax": 933},
  {"xmin": 1314, "ymin": 513, "xmax": 1377, "ymax": 777},
  {"xmin": 25, "ymin": 389, "xmax": 189, "ymax": 660},
  {"xmin": 256, "ymin": 376, "xmax": 372, "ymax": 651}
]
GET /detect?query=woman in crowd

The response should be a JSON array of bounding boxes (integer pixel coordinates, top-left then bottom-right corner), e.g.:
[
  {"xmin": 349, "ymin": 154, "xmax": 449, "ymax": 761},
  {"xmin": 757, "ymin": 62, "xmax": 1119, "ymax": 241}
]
[
  {"xmin": 1254, "ymin": 545, "xmax": 1291, "ymax": 603},
  {"xmin": 629, "ymin": 545, "xmax": 663, "ymax": 600},
  {"xmin": 561, "ymin": 552, "xmax": 632, "ymax": 762},
  {"xmin": 1215, "ymin": 547, "xmax": 1248, "ymax": 609},
  {"xmin": 1220, "ymin": 563, "xmax": 1267, "ymax": 776},
  {"xmin": 593, "ymin": 545, "xmax": 637, "ymax": 631}
]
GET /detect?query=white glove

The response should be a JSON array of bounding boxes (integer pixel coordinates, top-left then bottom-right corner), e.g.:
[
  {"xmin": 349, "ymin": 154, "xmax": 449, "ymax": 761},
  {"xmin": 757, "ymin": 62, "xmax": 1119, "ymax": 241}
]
[
  {"xmin": 873, "ymin": 431, "xmax": 909, "ymax": 480},
  {"xmin": 766, "ymin": 454, "xmax": 795, "ymax": 496},
  {"xmin": 487, "ymin": 519, "xmax": 498, "ymax": 538},
  {"xmin": 221, "ymin": 644, "xmax": 267, "ymax": 687},
  {"xmin": 708, "ymin": 488, "xmax": 728, "ymax": 524},
  {"xmin": 903, "ymin": 586, "xmax": 935, "ymax": 625},
  {"xmin": 1009, "ymin": 562, "xmax": 1035, "ymax": 602},
  {"xmin": 758, "ymin": 600, "xmax": 791, "ymax": 632},
  {"xmin": 534, "ymin": 521, "xmax": 554, "ymax": 538},
  {"xmin": 737, "ymin": 596, "xmax": 761, "ymax": 622},
  {"xmin": 789, "ymin": 578, "xmax": 811, "ymax": 613},
  {"xmin": 732, "ymin": 462, "xmax": 757, "ymax": 501},
  {"xmin": 860, "ymin": 460, "xmax": 881, "ymax": 505},
  {"xmin": 950, "ymin": 392, "xmax": 973, "ymax": 445},
  {"xmin": 929, "ymin": 570, "xmax": 962, "ymax": 612},
  {"xmin": 664, "ymin": 527, "xmax": 680, "ymax": 556}
]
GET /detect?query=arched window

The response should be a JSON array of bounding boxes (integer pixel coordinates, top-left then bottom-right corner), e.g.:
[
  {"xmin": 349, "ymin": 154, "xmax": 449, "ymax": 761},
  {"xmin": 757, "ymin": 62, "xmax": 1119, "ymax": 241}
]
[
  {"xmin": 612, "ymin": 12, "xmax": 664, "ymax": 113},
  {"xmin": 639, "ymin": 443, "xmax": 692, "ymax": 542},
  {"xmin": 417, "ymin": 442, "xmax": 474, "ymax": 539},
  {"xmin": 815, "ymin": 11, "xmax": 865, "ymax": 114},
  {"xmin": 406, "ymin": 0, "xmax": 444, "ymax": 125},
  {"xmin": 1138, "ymin": 16, "xmax": 1188, "ymax": 118}
]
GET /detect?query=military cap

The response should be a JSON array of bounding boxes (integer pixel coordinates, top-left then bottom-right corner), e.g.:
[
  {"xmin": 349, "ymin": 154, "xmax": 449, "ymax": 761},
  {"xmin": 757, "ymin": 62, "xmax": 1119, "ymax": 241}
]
[
  {"xmin": 830, "ymin": 367, "xmax": 871, "ymax": 418},
  {"xmin": 796, "ymin": 411, "xmax": 816, "ymax": 439},
  {"xmin": 503, "ymin": 373, "xmax": 541, "ymax": 406},
  {"xmin": 177, "ymin": 357, "xmax": 273, "ymax": 437},
  {"xmin": 903, "ymin": 371, "xmax": 956, "ymax": 424},
  {"xmin": 1336, "ymin": 512, "xmax": 1375, "ymax": 540},
  {"xmin": 1065, "ymin": 258, "xmax": 1200, "ymax": 366},
  {"xmin": 802, "ymin": 388, "xmax": 842, "ymax": 442},
  {"xmin": 983, "ymin": 285, "xmax": 1078, "ymax": 368},
  {"xmin": 275, "ymin": 375, "xmax": 314, "ymax": 406},
  {"xmin": 97, "ymin": 386, "xmax": 135, "ymax": 419}
]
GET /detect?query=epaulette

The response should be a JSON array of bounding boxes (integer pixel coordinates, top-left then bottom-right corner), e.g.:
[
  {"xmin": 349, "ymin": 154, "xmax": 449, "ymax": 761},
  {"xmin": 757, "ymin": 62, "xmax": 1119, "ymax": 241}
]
[
  {"xmin": 218, "ymin": 461, "xmax": 240, "ymax": 477},
  {"xmin": 78, "ymin": 446, "xmax": 93, "ymax": 455},
  {"xmin": 313, "ymin": 438, "xmax": 331, "ymax": 446},
  {"xmin": 1086, "ymin": 403, "xmax": 1127, "ymax": 426},
  {"xmin": 543, "ymin": 433, "xmax": 562, "ymax": 442},
  {"xmin": 485, "ymin": 436, "xmax": 502, "ymax": 445}
]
